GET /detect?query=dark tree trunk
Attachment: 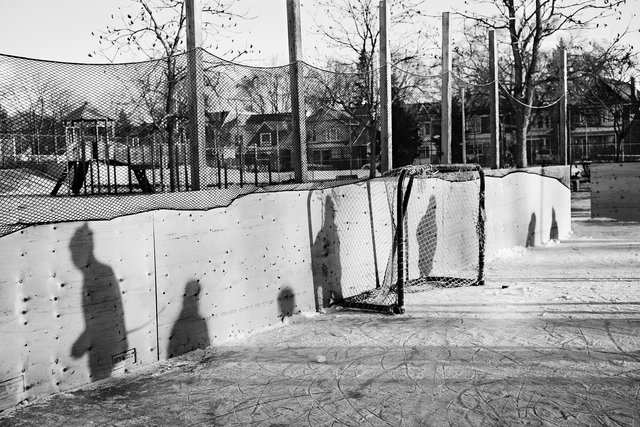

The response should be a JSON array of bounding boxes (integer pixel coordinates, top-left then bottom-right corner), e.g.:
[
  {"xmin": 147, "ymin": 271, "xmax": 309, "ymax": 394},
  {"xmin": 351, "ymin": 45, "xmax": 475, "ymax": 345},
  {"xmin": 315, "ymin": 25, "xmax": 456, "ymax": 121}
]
[
  {"xmin": 165, "ymin": 58, "xmax": 178, "ymax": 191},
  {"xmin": 514, "ymin": 107, "xmax": 531, "ymax": 168}
]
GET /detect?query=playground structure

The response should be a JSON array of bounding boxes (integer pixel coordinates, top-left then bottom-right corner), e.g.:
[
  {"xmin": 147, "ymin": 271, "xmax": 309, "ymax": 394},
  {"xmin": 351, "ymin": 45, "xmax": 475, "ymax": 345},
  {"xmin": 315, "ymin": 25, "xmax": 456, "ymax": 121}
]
[{"xmin": 51, "ymin": 102, "xmax": 161, "ymax": 196}]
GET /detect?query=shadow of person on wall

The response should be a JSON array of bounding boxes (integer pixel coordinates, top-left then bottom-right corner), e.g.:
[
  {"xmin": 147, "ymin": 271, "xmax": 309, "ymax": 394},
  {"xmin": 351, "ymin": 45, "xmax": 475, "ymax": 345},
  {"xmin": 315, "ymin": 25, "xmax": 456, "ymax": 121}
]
[
  {"xmin": 167, "ymin": 280, "xmax": 210, "ymax": 359},
  {"xmin": 417, "ymin": 195, "xmax": 438, "ymax": 278},
  {"xmin": 526, "ymin": 213, "xmax": 537, "ymax": 247},
  {"xmin": 550, "ymin": 208, "xmax": 559, "ymax": 240},
  {"xmin": 278, "ymin": 286, "xmax": 297, "ymax": 321},
  {"xmin": 70, "ymin": 223, "xmax": 128, "ymax": 382},
  {"xmin": 310, "ymin": 195, "xmax": 342, "ymax": 311}
]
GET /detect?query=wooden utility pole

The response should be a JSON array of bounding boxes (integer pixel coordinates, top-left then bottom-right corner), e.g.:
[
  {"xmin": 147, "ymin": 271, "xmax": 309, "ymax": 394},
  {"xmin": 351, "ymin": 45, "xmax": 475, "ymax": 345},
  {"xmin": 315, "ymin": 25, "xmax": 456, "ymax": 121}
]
[
  {"xmin": 558, "ymin": 47, "xmax": 568, "ymax": 165},
  {"xmin": 287, "ymin": 0, "xmax": 308, "ymax": 182},
  {"xmin": 460, "ymin": 86, "xmax": 466, "ymax": 164},
  {"xmin": 489, "ymin": 30, "xmax": 500, "ymax": 169},
  {"xmin": 185, "ymin": 0, "xmax": 207, "ymax": 190},
  {"xmin": 441, "ymin": 12, "xmax": 452, "ymax": 164},
  {"xmin": 379, "ymin": 0, "xmax": 392, "ymax": 172}
]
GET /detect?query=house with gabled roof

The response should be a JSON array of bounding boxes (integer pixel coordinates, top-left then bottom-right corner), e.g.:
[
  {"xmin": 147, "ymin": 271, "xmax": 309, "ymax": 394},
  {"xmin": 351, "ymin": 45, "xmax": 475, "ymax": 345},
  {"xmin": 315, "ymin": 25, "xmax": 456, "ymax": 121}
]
[
  {"xmin": 305, "ymin": 107, "xmax": 370, "ymax": 170},
  {"xmin": 207, "ymin": 111, "xmax": 293, "ymax": 171},
  {"xmin": 243, "ymin": 112, "xmax": 293, "ymax": 171},
  {"xmin": 405, "ymin": 102, "xmax": 442, "ymax": 164},
  {"xmin": 570, "ymin": 77, "xmax": 639, "ymax": 162}
]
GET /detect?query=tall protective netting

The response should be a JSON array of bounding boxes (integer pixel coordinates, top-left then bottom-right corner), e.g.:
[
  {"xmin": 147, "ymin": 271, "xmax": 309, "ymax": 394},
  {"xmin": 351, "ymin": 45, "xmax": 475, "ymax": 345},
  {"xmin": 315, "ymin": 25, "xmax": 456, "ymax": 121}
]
[
  {"xmin": 0, "ymin": 51, "xmax": 382, "ymax": 237},
  {"xmin": 338, "ymin": 164, "xmax": 485, "ymax": 314}
]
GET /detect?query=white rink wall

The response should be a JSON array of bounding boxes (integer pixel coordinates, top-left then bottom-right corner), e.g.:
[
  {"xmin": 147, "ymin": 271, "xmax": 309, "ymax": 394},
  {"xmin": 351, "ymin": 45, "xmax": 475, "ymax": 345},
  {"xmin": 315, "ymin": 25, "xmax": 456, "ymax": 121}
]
[
  {"xmin": 0, "ymin": 167, "xmax": 570, "ymax": 410},
  {"xmin": 484, "ymin": 168, "xmax": 571, "ymax": 257},
  {"xmin": 591, "ymin": 163, "xmax": 640, "ymax": 222}
]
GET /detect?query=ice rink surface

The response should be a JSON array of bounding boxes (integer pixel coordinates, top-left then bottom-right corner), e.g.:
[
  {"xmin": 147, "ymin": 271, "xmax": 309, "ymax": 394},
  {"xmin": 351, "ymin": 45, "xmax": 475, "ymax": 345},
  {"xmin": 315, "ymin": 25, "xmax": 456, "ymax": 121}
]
[{"xmin": 2, "ymin": 190, "xmax": 640, "ymax": 426}]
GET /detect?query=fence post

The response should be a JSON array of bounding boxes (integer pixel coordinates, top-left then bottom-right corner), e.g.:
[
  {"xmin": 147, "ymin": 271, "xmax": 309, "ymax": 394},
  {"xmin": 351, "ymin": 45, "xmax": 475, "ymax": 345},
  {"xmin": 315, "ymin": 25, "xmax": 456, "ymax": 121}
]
[
  {"xmin": 217, "ymin": 153, "xmax": 222, "ymax": 189},
  {"xmin": 287, "ymin": 0, "xmax": 308, "ymax": 183},
  {"xmin": 185, "ymin": 0, "xmax": 207, "ymax": 190},
  {"xmin": 489, "ymin": 29, "xmax": 500, "ymax": 169},
  {"xmin": 379, "ymin": 0, "xmax": 392, "ymax": 172},
  {"xmin": 461, "ymin": 86, "xmax": 466, "ymax": 164},
  {"xmin": 441, "ymin": 12, "xmax": 452, "ymax": 164},
  {"xmin": 127, "ymin": 146, "xmax": 133, "ymax": 193},
  {"xmin": 558, "ymin": 47, "xmax": 568, "ymax": 165}
]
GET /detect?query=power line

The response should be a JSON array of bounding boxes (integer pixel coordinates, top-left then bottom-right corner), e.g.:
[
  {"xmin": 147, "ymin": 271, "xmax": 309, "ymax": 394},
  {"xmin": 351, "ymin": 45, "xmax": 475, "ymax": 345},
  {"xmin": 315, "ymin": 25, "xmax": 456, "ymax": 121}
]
[{"xmin": 499, "ymin": 83, "xmax": 565, "ymax": 109}]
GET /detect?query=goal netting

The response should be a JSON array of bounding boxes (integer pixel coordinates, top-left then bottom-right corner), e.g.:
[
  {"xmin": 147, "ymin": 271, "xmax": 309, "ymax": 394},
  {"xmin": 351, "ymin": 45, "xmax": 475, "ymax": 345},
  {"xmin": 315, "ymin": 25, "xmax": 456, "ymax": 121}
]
[{"xmin": 337, "ymin": 164, "xmax": 485, "ymax": 314}]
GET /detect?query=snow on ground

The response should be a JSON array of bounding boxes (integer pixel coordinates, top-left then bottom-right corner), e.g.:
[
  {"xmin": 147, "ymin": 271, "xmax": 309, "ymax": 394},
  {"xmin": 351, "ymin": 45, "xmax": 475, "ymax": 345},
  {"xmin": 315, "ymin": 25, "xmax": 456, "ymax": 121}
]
[{"xmin": 1, "ymin": 189, "xmax": 640, "ymax": 426}]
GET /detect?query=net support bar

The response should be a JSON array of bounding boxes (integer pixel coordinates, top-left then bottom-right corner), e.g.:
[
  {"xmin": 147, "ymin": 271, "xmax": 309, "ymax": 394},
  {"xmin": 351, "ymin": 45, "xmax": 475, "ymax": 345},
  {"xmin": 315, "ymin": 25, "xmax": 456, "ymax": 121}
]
[{"xmin": 395, "ymin": 164, "xmax": 486, "ymax": 311}]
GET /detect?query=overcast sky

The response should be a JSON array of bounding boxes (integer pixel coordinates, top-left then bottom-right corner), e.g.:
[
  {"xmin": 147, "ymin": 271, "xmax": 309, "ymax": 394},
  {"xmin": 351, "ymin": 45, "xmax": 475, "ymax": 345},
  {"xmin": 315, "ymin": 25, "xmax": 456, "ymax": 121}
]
[
  {"xmin": 0, "ymin": 0, "xmax": 637, "ymax": 67},
  {"xmin": 0, "ymin": 0, "xmax": 293, "ymax": 64}
]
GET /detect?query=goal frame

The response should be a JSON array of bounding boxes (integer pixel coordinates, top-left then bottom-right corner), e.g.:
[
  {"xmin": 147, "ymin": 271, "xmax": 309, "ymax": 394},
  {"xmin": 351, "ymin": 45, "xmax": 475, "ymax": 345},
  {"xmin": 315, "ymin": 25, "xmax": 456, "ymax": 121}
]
[
  {"xmin": 337, "ymin": 164, "xmax": 485, "ymax": 315},
  {"xmin": 396, "ymin": 164, "xmax": 486, "ymax": 313}
]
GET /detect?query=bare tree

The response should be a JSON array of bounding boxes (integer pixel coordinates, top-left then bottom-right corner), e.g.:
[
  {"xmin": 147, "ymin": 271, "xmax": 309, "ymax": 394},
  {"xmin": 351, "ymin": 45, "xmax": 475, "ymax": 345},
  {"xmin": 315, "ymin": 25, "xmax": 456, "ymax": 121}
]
[
  {"xmin": 0, "ymin": 74, "xmax": 74, "ymax": 155},
  {"xmin": 91, "ymin": 0, "xmax": 250, "ymax": 62},
  {"xmin": 569, "ymin": 40, "xmax": 638, "ymax": 161},
  {"xmin": 456, "ymin": 0, "xmax": 630, "ymax": 167},
  {"xmin": 312, "ymin": 0, "xmax": 430, "ymax": 66},
  {"xmin": 309, "ymin": 0, "xmax": 430, "ymax": 165},
  {"xmin": 91, "ymin": 0, "xmax": 251, "ymax": 189},
  {"xmin": 235, "ymin": 71, "xmax": 291, "ymax": 114}
]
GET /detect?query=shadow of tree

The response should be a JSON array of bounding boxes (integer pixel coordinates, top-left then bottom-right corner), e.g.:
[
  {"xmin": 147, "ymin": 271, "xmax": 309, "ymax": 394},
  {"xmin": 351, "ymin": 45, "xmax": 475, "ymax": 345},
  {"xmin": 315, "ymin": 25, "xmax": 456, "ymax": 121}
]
[
  {"xmin": 70, "ymin": 223, "xmax": 128, "ymax": 382},
  {"xmin": 167, "ymin": 280, "xmax": 210, "ymax": 359}
]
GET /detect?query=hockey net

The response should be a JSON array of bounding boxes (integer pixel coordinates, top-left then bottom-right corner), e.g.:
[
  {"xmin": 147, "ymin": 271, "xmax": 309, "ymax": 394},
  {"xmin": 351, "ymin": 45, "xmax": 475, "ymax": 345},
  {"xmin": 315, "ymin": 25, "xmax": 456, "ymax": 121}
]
[{"xmin": 337, "ymin": 164, "xmax": 485, "ymax": 314}]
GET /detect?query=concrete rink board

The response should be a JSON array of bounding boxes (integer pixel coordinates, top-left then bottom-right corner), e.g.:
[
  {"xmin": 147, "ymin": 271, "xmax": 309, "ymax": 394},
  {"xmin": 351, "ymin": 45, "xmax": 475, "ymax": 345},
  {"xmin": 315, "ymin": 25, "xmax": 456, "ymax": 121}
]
[{"xmin": 1, "ymin": 191, "xmax": 640, "ymax": 426}]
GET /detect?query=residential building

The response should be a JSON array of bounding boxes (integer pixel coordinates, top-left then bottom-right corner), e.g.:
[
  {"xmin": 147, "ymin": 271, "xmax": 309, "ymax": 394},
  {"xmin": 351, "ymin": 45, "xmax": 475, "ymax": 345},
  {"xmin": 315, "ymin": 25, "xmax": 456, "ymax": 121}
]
[
  {"xmin": 406, "ymin": 103, "xmax": 441, "ymax": 165},
  {"xmin": 305, "ymin": 107, "xmax": 371, "ymax": 170},
  {"xmin": 569, "ymin": 78, "xmax": 640, "ymax": 162}
]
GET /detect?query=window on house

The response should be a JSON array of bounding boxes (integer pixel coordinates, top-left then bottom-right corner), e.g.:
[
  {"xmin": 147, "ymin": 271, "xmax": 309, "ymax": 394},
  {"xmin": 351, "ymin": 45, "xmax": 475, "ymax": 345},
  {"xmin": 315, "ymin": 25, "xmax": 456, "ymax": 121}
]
[
  {"xmin": 260, "ymin": 132, "xmax": 271, "ymax": 146},
  {"xmin": 602, "ymin": 111, "xmax": 614, "ymax": 123},
  {"xmin": 327, "ymin": 127, "xmax": 339, "ymax": 141},
  {"xmin": 322, "ymin": 150, "xmax": 331, "ymax": 162},
  {"xmin": 480, "ymin": 117, "xmax": 491, "ymax": 134}
]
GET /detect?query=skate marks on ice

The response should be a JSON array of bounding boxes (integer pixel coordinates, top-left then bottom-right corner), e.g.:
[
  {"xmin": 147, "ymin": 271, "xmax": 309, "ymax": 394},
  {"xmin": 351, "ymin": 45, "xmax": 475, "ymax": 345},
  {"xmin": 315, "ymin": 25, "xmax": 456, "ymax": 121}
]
[
  {"xmin": 3, "ymin": 304, "xmax": 640, "ymax": 426},
  {"xmin": 3, "ymin": 218, "xmax": 640, "ymax": 426}
]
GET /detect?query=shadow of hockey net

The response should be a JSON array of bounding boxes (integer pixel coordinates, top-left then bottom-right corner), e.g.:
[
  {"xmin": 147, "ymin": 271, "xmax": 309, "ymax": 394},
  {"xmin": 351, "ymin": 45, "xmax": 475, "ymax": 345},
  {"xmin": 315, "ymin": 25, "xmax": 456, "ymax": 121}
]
[{"xmin": 337, "ymin": 164, "xmax": 485, "ymax": 314}]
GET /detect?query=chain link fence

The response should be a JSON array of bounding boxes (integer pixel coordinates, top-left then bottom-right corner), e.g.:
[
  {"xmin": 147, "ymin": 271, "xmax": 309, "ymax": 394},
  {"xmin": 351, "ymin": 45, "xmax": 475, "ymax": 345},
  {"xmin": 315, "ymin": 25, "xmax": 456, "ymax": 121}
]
[
  {"xmin": 0, "ymin": 50, "xmax": 387, "ymax": 237},
  {"xmin": 336, "ymin": 164, "xmax": 485, "ymax": 314},
  {"xmin": 2, "ymin": 46, "xmax": 631, "ymax": 237},
  {"xmin": 391, "ymin": 64, "xmax": 442, "ymax": 167}
]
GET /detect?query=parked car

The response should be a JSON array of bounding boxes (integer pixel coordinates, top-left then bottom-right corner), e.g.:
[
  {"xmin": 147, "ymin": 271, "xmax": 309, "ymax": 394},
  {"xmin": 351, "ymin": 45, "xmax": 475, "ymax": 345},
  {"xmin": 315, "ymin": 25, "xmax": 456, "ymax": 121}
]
[
  {"xmin": 534, "ymin": 148, "xmax": 557, "ymax": 164},
  {"xmin": 360, "ymin": 162, "xmax": 381, "ymax": 171}
]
